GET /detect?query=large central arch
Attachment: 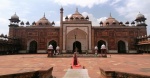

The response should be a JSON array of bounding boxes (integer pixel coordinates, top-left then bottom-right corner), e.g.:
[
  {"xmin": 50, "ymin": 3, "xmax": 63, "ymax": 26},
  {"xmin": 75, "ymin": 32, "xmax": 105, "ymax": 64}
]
[{"xmin": 67, "ymin": 28, "xmax": 87, "ymax": 53}]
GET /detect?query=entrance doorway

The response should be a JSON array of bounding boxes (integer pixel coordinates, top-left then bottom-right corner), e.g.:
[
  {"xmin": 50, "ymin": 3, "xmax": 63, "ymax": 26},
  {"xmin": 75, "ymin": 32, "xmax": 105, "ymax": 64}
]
[
  {"xmin": 29, "ymin": 41, "xmax": 37, "ymax": 53},
  {"xmin": 118, "ymin": 40, "xmax": 126, "ymax": 53},
  {"xmin": 97, "ymin": 40, "xmax": 106, "ymax": 53},
  {"xmin": 73, "ymin": 41, "xmax": 82, "ymax": 54},
  {"xmin": 49, "ymin": 40, "xmax": 57, "ymax": 52}
]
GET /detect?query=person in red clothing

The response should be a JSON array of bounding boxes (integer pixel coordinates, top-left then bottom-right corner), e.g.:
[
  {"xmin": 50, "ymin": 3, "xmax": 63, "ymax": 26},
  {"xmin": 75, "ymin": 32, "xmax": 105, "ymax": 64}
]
[
  {"xmin": 72, "ymin": 52, "xmax": 81, "ymax": 67},
  {"xmin": 73, "ymin": 52, "xmax": 78, "ymax": 65}
]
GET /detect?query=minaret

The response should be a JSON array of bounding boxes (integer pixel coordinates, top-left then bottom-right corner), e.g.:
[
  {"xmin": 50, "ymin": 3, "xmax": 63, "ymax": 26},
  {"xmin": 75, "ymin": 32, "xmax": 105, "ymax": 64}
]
[
  {"xmin": 60, "ymin": 7, "xmax": 63, "ymax": 52},
  {"xmin": 9, "ymin": 12, "xmax": 20, "ymax": 37},
  {"xmin": 9, "ymin": 12, "xmax": 20, "ymax": 27}
]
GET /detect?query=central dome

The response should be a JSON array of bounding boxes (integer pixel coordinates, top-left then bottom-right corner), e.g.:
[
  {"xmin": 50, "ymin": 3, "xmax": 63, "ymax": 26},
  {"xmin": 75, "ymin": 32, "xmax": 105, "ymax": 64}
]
[
  {"xmin": 35, "ymin": 14, "xmax": 52, "ymax": 26},
  {"xmin": 67, "ymin": 8, "xmax": 88, "ymax": 21},
  {"xmin": 71, "ymin": 8, "xmax": 84, "ymax": 18},
  {"xmin": 103, "ymin": 14, "xmax": 119, "ymax": 26}
]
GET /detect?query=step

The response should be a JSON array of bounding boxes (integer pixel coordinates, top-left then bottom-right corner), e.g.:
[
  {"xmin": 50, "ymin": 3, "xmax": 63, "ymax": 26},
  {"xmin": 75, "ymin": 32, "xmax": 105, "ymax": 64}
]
[{"xmin": 63, "ymin": 69, "xmax": 90, "ymax": 78}]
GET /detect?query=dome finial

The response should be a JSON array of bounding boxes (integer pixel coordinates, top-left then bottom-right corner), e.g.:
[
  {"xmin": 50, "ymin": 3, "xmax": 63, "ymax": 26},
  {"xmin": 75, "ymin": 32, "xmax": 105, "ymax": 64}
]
[
  {"xmin": 76, "ymin": 7, "xmax": 78, "ymax": 12},
  {"xmin": 44, "ymin": 12, "xmax": 45, "ymax": 17},
  {"xmin": 109, "ymin": 12, "xmax": 112, "ymax": 18}
]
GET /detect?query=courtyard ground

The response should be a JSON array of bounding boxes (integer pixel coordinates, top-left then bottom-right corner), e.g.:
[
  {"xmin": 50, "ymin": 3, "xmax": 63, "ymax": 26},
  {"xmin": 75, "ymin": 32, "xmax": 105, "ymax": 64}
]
[{"xmin": 0, "ymin": 54, "xmax": 150, "ymax": 78}]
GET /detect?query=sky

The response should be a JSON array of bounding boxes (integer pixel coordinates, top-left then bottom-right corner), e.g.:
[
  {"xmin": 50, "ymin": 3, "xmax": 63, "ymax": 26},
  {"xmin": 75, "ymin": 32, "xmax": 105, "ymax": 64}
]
[{"xmin": 0, "ymin": 0, "xmax": 150, "ymax": 35}]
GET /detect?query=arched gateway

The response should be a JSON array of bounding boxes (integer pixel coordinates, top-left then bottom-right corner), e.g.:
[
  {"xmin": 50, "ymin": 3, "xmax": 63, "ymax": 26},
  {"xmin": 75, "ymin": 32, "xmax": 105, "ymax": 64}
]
[
  {"xmin": 73, "ymin": 41, "xmax": 82, "ymax": 54},
  {"xmin": 66, "ymin": 28, "xmax": 88, "ymax": 53}
]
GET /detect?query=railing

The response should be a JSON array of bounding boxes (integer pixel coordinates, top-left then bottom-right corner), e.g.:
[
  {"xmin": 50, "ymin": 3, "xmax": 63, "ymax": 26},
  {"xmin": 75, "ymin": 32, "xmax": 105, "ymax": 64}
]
[{"xmin": 0, "ymin": 67, "xmax": 53, "ymax": 78}]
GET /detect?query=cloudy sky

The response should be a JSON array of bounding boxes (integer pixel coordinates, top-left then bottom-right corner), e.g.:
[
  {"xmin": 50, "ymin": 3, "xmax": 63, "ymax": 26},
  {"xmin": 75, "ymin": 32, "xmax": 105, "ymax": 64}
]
[{"xmin": 0, "ymin": 0, "xmax": 150, "ymax": 35}]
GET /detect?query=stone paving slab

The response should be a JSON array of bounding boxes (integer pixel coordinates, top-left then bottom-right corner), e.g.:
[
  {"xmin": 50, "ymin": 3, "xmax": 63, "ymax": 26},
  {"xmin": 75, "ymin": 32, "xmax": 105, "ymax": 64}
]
[
  {"xmin": 63, "ymin": 69, "xmax": 90, "ymax": 78},
  {"xmin": 0, "ymin": 54, "xmax": 150, "ymax": 78}
]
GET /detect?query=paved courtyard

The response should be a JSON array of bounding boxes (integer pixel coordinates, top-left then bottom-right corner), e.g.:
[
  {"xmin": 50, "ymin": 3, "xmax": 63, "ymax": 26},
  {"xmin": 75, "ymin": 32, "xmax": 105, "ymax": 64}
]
[{"xmin": 0, "ymin": 54, "xmax": 150, "ymax": 78}]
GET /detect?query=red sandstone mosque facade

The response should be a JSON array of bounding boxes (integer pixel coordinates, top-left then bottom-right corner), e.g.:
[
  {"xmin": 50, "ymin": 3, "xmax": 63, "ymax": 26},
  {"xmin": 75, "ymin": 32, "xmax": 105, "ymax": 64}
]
[{"xmin": 8, "ymin": 8, "xmax": 148, "ymax": 54}]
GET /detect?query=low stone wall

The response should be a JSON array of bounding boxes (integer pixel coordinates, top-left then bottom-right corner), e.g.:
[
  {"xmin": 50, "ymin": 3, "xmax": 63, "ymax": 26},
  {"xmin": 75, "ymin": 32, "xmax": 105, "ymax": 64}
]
[
  {"xmin": 0, "ymin": 67, "xmax": 53, "ymax": 78},
  {"xmin": 99, "ymin": 68, "xmax": 150, "ymax": 78}
]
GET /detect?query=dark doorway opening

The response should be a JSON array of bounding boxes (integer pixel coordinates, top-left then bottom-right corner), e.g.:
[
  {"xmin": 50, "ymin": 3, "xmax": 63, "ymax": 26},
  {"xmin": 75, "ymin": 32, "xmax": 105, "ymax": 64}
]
[
  {"xmin": 118, "ymin": 40, "xmax": 126, "ymax": 53},
  {"xmin": 73, "ymin": 41, "xmax": 82, "ymax": 54},
  {"xmin": 29, "ymin": 41, "xmax": 37, "ymax": 53},
  {"xmin": 97, "ymin": 40, "xmax": 106, "ymax": 53},
  {"xmin": 49, "ymin": 40, "xmax": 57, "ymax": 52}
]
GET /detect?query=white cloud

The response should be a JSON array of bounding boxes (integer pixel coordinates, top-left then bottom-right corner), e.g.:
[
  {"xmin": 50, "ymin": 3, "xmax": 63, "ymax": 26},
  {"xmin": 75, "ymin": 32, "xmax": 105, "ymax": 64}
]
[
  {"xmin": 54, "ymin": 0, "xmax": 109, "ymax": 8},
  {"xmin": 82, "ymin": 12, "xmax": 100, "ymax": 25},
  {"xmin": 0, "ymin": 18, "xmax": 9, "ymax": 35},
  {"xmin": 97, "ymin": 17, "xmax": 107, "ymax": 22},
  {"xmin": 110, "ymin": 0, "xmax": 121, "ymax": 6},
  {"xmin": 112, "ymin": 0, "xmax": 150, "ymax": 34},
  {"xmin": 55, "ymin": 21, "xmax": 60, "ymax": 26},
  {"xmin": 0, "ymin": 0, "xmax": 12, "ymax": 10}
]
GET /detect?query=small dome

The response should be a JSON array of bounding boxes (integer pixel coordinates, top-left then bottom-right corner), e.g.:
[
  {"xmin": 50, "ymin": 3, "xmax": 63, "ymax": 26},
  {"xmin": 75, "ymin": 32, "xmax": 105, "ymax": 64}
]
[
  {"xmin": 119, "ymin": 21, "xmax": 123, "ymax": 24},
  {"xmin": 32, "ymin": 21, "xmax": 36, "ymax": 25},
  {"xmin": 60, "ymin": 7, "xmax": 64, "ymax": 11},
  {"xmin": 65, "ymin": 16, "xmax": 69, "ymax": 19},
  {"xmin": 136, "ymin": 12, "xmax": 145, "ymax": 19},
  {"xmin": 125, "ymin": 21, "xmax": 129, "ymax": 24},
  {"xmin": 131, "ymin": 21, "xmax": 135, "ymax": 24},
  {"xmin": 36, "ymin": 14, "xmax": 52, "ymax": 26},
  {"xmin": 26, "ymin": 21, "xmax": 30, "ymax": 25},
  {"xmin": 103, "ymin": 14, "xmax": 119, "ymax": 26},
  {"xmin": 85, "ymin": 16, "xmax": 89, "ymax": 19},
  {"xmin": 20, "ymin": 21, "xmax": 24, "ymax": 25},
  {"xmin": 11, "ymin": 13, "xmax": 19, "ymax": 20},
  {"xmin": 100, "ymin": 21, "xmax": 103, "ymax": 24}
]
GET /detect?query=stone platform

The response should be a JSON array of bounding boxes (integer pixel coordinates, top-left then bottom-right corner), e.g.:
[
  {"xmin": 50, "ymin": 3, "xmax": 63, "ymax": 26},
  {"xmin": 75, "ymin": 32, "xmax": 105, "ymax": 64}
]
[
  {"xmin": 63, "ymin": 69, "xmax": 90, "ymax": 78},
  {"xmin": 0, "ymin": 54, "xmax": 150, "ymax": 78}
]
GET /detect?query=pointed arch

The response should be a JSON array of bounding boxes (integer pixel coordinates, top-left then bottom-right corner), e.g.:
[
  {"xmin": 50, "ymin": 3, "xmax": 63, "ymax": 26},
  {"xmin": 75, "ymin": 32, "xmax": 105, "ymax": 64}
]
[
  {"xmin": 48, "ymin": 40, "xmax": 57, "ymax": 51},
  {"xmin": 97, "ymin": 40, "xmax": 106, "ymax": 53},
  {"xmin": 29, "ymin": 40, "xmax": 37, "ymax": 53},
  {"xmin": 66, "ymin": 28, "xmax": 87, "ymax": 53},
  {"xmin": 118, "ymin": 40, "xmax": 126, "ymax": 53}
]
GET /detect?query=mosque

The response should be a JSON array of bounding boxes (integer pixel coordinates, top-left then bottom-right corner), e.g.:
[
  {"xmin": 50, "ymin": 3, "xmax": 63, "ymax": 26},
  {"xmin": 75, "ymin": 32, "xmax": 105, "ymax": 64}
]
[{"xmin": 8, "ymin": 7, "xmax": 147, "ymax": 54}]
